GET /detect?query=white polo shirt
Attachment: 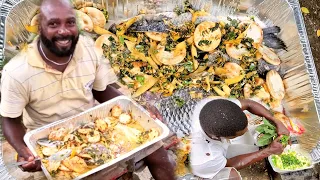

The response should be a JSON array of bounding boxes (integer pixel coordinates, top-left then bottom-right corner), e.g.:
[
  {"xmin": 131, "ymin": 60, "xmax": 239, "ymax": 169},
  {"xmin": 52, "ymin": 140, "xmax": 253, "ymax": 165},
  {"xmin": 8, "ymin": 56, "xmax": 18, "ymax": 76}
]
[{"xmin": 190, "ymin": 98, "xmax": 258, "ymax": 179}]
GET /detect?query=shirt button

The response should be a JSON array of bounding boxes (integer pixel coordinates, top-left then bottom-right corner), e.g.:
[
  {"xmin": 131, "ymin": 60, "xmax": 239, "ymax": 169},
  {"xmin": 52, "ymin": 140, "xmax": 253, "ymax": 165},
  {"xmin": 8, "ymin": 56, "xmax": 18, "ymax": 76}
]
[{"xmin": 206, "ymin": 153, "xmax": 210, "ymax": 156}]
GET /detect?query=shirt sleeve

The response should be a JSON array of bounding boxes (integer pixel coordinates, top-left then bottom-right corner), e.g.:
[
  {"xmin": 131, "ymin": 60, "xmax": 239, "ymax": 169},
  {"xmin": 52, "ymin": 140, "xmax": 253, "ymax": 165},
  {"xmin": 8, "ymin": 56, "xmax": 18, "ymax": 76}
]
[
  {"xmin": 92, "ymin": 48, "xmax": 118, "ymax": 91},
  {"xmin": 190, "ymin": 127, "xmax": 228, "ymax": 179},
  {"xmin": 192, "ymin": 157, "xmax": 227, "ymax": 179},
  {"xmin": 228, "ymin": 98, "xmax": 242, "ymax": 108},
  {"xmin": 190, "ymin": 141, "xmax": 227, "ymax": 179},
  {"xmin": 0, "ymin": 70, "xmax": 28, "ymax": 118}
]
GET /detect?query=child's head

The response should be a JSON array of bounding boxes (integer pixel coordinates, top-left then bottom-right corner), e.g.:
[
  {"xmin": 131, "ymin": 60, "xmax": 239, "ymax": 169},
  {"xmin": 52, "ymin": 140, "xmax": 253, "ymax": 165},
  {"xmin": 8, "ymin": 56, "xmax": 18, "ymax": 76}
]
[{"xmin": 199, "ymin": 99, "xmax": 248, "ymax": 139}]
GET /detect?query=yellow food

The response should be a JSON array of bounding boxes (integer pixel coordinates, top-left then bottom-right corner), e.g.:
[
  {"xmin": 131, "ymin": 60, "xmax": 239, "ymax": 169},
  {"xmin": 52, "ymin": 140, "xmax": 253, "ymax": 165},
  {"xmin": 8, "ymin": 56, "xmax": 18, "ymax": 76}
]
[
  {"xmin": 79, "ymin": 7, "xmax": 106, "ymax": 28},
  {"xmin": 48, "ymin": 127, "xmax": 68, "ymax": 141},
  {"xmin": 192, "ymin": 11, "xmax": 211, "ymax": 23},
  {"xmin": 93, "ymin": 25, "xmax": 113, "ymax": 35},
  {"xmin": 42, "ymin": 147, "xmax": 59, "ymax": 156},
  {"xmin": 37, "ymin": 105, "xmax": 160, "ymax": 179},
  {"xmin": 244, "ymin": 83, "xmax": 252, "ymax": 99},
  {"xmin": 132, "ymin": 75, "xmax": 158, "ymax": 98},
  {"xmin": 95, "ymin": 118, "xmax": 107, "ymax": 132},
  {"xmin": 25, "ymin": 25, "xmax": 38, "ymax": 34},
  {"xmin": 223, "ymin": 62, "xmax": 243, "ymax": 79},
  {"xmin": 119, "ymin": 113, "xmax": 132, "ymax": 124},
  {"xmin": 213, "ymin": 86, "xmax": 226, "ymax": 97},
  {"xmin": 20, "ymin": 4, "xmax": 287, "ymax": 110},
  {"xmin": 111, "ymin": 105, "xmax": 122, "ymax": 117},
  {"xmin": 155, "ymin": 41, "xmax": 187, "ymax": 65},
  {"xmin": 225, "ymin": 74, "xmax": 245, "ymax": 85},
  {"xmin": 244, "ymin": 22, "xmax": 263, "ymax": 46},
  {"xmin": 226, "ymin": 43, "xmax": 250, "ymax": 60},
  {"xmin": 75, "ymin": 10, "xmax": 94, "ymax": 32},
  {"xmin": 222, "ymin": 85, "xmax": 231, "ymax": 96},
  {"xmin": 145, "ymin": 32, "xmax": 168, "ymax": 41},
  {"xmin": 78, "ymin": 128, "xmax": 92, "ymax": 135},
  {"xmin": 266, "ymin": 70, "xmax": 285, "ymax": 100},
  {"xmin": 30, "ymin": 14, "xmax": 40, "ymax": 26},
  {"xmin": 94, "ymin": 33, "xmax": 118, "ymax": 55},
  {"xmin": 258, "ymin": 45, "xmax": 281, "ymax": 65},
  {"xmin": 172, "ymin": 138, "xmax": 191, "ymax": 176},
  {"xmin": 194, "ymin": 21, "xmax": 222, "ymax": 52},
  {"xmin": 116, "ymin": 16, "xmax": 140, "ymax": 36},
  {"xmin": 62, "ymin": 156, "xmax": 88, "ymax": 173},
  {"xmin": 47, "ymin": 161, "xmax": 61, "ymax": 173},
  {"xmin": 86, "ymin": 130, "xmax": 100, "ymax": 143}
]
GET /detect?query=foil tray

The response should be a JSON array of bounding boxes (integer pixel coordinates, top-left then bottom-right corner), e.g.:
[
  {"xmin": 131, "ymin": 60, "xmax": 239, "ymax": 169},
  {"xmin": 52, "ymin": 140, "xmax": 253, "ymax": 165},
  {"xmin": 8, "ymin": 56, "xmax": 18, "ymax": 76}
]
[
  {"xmin": 24, "ymin": 95, "xmax": 170, "ymax": 180},
  {"xmin": 268, "ymin": 144, "xmax": 315, "ymax": 174},
  {"xmin": 1, "ymin": 0, "xmax": 320, "ymax": 179}
]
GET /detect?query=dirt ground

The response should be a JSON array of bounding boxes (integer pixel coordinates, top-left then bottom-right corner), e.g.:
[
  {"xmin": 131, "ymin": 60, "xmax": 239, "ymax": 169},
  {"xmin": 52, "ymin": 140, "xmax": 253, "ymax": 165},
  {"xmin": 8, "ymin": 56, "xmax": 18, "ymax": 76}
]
[{"xmin": 300, "ymin": 0, "xmax": 320, "ymax": 77}]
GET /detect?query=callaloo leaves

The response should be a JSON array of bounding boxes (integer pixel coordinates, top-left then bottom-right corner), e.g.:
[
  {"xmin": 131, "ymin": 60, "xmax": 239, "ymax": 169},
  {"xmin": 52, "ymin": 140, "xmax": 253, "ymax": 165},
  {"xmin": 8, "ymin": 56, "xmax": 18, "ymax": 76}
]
[{"xmin": 256, "ymin": 119, "xmax": 289, "ymax": 147}]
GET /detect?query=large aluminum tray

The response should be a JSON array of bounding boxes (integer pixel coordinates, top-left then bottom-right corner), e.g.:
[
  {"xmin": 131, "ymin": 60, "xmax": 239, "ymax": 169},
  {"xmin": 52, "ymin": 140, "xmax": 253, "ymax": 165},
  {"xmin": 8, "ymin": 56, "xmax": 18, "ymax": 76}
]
[
  {"xmin": 1, "ymin": 0, "xmax": 320, "ymax": 179},
  {"xmin": 23, "ymin": 95, "xmax": 170, "ymax": 180}
]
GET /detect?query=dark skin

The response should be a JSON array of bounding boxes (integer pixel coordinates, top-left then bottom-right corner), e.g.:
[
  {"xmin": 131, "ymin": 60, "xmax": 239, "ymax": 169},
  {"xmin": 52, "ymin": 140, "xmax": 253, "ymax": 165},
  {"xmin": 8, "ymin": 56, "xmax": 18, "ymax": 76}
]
[
  {"xmin": 38, "ymin": 0, "xmax": 79, "ymax": 71},
  {"xmin": 227, "ymin": 99, "xmax": 289, "ymax": 170},
  {"xmin": 206, "ymin": 99, "xmax": 290, "ymax": 170},
  {"xmin": 2, "ymin": 0, "xmax": 175, "ymax": 179},
  {"xmin": 2, "ymin": 116, "xmax": 42, "ymax": 172},
  {"xmin": 3, "ymin": 0, "xmax": 80, "ymax": 171}
]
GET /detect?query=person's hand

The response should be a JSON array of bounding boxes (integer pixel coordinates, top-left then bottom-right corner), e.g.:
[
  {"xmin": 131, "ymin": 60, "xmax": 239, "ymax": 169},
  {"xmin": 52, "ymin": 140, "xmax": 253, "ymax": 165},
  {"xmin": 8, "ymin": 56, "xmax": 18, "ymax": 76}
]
[
  {"xmin": 265, "ymin": 136, "xmax": 285, "ymax": 155},
  {"xmin": 144, "ymin": 104, "xmax": 164, "ymax": 122},
  {"xmin": 17, "ymin": 148, "xmax": 41, "ymax": 172},
  {"xmin": 274, "ymin": 119, "xmax": 290, "ymax": 136}
]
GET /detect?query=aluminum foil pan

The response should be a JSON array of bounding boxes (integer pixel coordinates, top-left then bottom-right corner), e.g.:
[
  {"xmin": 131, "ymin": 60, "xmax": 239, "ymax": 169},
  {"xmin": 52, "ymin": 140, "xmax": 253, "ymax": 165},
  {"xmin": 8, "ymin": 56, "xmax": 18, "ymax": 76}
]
[
  {"xmin": 23, "ymin": 95, "xmax": 170, "ymax": 180},
  {"xmin": 1, "ymin": 0, "xmax": 320, "ymax": 179}
]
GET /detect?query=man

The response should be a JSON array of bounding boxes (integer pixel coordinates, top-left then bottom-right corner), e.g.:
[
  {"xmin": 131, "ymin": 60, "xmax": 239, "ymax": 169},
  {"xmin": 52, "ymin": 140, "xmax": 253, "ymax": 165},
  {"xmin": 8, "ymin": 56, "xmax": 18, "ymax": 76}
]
[
  {"xmin": 190, "ymin": 98, "xmax": 289, "ymax": 179},
  {"xmin": 0, "ymin": 0, "xmax": 175, "ymax": 179}
]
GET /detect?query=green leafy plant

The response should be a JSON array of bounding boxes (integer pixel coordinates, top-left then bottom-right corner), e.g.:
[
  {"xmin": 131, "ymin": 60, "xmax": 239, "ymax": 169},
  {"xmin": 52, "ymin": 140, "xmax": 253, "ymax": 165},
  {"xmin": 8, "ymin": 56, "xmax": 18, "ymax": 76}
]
[
  {"xmin": 173, "ymin": 96, "xmax": 185, "ymax": 108},
  {"xmin": 256, "ymin": 119, "xmax": 289, "ymax": 147},
  {"xmin": 135, "ymin": 75, "xmax": 145, "ymax": 85}
]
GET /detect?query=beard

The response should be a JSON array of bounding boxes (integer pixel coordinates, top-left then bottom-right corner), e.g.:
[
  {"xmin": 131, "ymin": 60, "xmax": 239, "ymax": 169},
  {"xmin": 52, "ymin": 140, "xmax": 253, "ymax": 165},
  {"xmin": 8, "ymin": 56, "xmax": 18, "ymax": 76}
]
[{"xmin": 40, "ymin": 33, "xmax": 79, "ymax": 57}]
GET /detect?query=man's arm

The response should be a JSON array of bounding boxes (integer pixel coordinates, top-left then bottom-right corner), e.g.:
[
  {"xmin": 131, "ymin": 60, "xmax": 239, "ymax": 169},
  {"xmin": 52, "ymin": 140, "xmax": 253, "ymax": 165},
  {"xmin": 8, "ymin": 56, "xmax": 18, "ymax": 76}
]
[
  {"xmin": 226, "ymin": 136, "xmax": 284, "ymax": 170},
  {"xmin": 239, "ymin": 99, "xmax": 289, "ymax": 136},
  {"xmin": 144, "ymin": 147, "xmax": 176, "ymax": 180},
  {"xmin": 2, "ymin": 116, "xmax": 27, "ymax": 155},
  {"xmin": 0, "ymin": 70, "xmax": 41, "ymax": 171},
  {"xmin": 2, "ymin": 116, "xmax": 41, "ymax": 171},
  {"xmin": 92, "ymin": 83, "xmax": 123, "ymax": 103}
]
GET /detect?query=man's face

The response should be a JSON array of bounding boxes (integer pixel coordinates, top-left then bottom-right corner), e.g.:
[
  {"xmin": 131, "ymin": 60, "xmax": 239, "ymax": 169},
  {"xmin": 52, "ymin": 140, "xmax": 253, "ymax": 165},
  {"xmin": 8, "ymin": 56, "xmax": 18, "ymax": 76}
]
[{"xmin": 40, "ymin": 4, "xmax": 79, "ymax": 57}]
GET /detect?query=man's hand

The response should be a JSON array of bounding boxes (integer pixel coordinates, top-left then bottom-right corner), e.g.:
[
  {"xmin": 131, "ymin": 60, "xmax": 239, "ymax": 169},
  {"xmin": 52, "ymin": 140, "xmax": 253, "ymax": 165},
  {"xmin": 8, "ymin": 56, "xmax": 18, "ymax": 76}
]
[
  {"xmin": 226, "ymin": 136, "xmax": 285, "ymax": 170},
  {"xmin": 239, "ymin": 99, "xmax": 290, "ymax": 136},
  {"xmin": 274, "ymin": 119, "xmax": 290, "ymax": 136},
  {"xmin": 144, "ymin": 104, "xmax": 163, "ymax": 122},
  {"xmin": 17, "ymin": 148, "xmax": 41, "ymax": 172},
  {"xmin": 265, "ymin": 136, "xmax": 285, "ymax": 155}
]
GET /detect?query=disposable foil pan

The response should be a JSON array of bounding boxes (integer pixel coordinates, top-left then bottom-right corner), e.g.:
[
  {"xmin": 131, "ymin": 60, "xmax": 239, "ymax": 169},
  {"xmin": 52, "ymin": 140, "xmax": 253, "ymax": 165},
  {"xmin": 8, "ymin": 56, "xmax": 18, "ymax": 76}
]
[
  {"xmin": 268, "ymin": 144, "xmax": 315, "ymax": 174},
  {"xmin": 23, "ymin": 96, "xmax": 170, "ymax": 180}
]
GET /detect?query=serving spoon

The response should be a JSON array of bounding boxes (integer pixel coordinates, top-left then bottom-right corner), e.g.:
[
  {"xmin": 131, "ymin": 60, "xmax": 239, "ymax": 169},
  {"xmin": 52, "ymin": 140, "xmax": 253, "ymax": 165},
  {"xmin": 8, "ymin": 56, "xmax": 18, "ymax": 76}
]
[{"xmin": 6, "ymin": 149, "xmax": 72, "ymax": 168}]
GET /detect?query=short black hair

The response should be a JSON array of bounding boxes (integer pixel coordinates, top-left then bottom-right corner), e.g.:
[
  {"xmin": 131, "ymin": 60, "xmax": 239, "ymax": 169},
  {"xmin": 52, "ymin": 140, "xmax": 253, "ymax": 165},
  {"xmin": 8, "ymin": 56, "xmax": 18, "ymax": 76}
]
[{"xmin": 199, "ymin": 99, "xmax": 248, "ymax": 137}]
